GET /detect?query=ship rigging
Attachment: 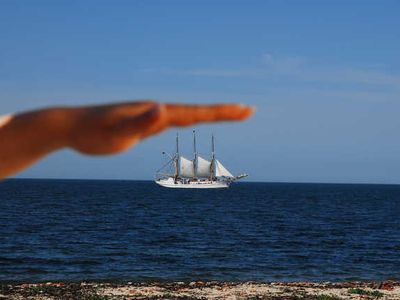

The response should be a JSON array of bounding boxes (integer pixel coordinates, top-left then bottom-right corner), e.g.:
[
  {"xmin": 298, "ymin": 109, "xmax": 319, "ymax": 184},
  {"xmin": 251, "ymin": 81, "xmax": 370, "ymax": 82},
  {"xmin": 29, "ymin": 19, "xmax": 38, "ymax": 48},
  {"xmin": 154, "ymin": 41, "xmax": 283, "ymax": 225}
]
[{"xmin": 155, "ymin": 131, "xmax": 247, "ymax": 188}]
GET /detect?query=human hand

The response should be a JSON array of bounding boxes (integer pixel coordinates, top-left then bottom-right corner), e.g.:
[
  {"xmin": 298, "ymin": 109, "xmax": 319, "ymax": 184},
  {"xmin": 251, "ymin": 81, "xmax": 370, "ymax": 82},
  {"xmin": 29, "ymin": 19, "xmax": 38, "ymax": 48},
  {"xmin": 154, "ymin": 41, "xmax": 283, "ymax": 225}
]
[
  {"xmin": 0, "ymin": 100, "xmax": 255, "ymax": 178},
  {"xmin": 69, "ymin": 101, "xmax": 255, "ymax": 155}
]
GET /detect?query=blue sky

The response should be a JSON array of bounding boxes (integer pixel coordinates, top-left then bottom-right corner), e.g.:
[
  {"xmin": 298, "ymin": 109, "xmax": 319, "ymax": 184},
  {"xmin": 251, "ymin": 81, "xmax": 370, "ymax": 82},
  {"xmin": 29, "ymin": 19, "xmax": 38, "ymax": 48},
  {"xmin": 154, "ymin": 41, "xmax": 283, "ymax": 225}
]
[{"xmin": 1, "ymin": 0, "xmax": 399, "ymax": 183}]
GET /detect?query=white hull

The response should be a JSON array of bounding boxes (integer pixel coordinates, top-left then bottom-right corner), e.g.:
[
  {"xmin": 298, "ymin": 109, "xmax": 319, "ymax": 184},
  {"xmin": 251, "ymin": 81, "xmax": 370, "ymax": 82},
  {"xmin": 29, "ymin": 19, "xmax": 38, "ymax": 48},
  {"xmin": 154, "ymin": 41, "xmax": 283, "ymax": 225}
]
[
  {"xmin": 155, "ymin": 132, "xmax": 246, "ymax": 189},
  {"xmin": 155, "ymin": 178, "xmax": 229, "ymax": 189}
]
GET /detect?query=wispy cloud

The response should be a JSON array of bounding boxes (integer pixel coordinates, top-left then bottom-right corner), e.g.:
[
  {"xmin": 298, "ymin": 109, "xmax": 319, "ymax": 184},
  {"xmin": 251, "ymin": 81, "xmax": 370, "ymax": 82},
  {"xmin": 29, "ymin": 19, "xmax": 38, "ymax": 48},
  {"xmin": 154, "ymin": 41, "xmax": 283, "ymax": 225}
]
[
  {"xmin": 261, "ymin": 53, "xmax": 306, "ymax": 73},
  {"xmin": 177, "ymin": 69, "xmax": 245, "ymax": 77},
  {"xmin": 141, "ymin": 54, "xmax": 400, "ymax": 89},
  {"xmin": 261, "ymin": 53, "xmax": 400, "ymax": 87},
  {"xmin": 142, "ymin": 68, "xmax": 251, "ymax": 77}
]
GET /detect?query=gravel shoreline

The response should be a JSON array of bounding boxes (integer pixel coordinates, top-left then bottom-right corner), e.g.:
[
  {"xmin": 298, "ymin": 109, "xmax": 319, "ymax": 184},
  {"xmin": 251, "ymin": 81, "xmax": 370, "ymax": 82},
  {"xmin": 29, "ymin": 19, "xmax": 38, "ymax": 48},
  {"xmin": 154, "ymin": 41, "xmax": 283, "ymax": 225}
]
[{"xmin": 1, "ymin": 281, "xmax": 399, "ymax": 299}]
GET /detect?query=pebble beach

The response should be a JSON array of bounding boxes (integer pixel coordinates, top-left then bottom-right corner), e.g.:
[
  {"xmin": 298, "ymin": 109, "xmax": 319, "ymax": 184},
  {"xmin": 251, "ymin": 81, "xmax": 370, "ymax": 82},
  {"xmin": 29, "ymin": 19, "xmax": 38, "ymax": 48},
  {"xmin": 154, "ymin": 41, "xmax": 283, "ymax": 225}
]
[{"xmin": 1, "ymin": 281, "xmax": 399, "ymax": 300}]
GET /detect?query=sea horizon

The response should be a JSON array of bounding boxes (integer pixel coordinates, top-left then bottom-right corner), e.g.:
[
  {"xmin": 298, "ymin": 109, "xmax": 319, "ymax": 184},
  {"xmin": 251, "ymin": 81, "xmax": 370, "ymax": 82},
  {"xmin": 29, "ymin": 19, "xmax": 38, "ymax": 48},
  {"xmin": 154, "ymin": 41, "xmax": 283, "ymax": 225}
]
[{"xmin": 7, "ymin": 177, "xmax": 400, "ymax": 187}]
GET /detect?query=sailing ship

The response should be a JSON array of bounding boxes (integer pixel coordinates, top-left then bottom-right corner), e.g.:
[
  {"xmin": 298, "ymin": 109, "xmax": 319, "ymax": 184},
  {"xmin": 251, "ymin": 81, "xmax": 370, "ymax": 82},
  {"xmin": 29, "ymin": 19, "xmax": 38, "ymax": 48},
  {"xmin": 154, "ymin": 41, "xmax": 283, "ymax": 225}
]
[{"xmin": 155, "ymin": 131, "xmax": 248, "ymax": 188}]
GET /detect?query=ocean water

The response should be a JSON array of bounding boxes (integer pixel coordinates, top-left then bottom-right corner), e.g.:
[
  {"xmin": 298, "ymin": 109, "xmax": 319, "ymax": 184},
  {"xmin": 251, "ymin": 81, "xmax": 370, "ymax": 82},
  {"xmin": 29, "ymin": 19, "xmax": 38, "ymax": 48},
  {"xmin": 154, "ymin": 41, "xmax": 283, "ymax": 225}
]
[{"xmin": 0, "ymin": 179, "xmax": 400, "ymax": 283}]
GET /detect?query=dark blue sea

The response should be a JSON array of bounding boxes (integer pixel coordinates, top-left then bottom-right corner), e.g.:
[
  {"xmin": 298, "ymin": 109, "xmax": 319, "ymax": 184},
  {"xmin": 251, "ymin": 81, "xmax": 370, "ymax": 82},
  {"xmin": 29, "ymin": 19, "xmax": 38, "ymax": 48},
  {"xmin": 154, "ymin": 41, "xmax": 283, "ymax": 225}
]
[{"xmin": 0, "ymin": 179, "xmax": 400, "ymax": 283}]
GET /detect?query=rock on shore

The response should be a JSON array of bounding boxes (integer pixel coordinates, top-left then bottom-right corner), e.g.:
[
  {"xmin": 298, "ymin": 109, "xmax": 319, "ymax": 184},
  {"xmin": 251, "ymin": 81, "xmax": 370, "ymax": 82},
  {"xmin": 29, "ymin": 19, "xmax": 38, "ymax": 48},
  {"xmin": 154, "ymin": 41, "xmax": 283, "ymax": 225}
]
[{"xmin": 1, "ymin": 281, "xmax": 399, "ymax": 299}]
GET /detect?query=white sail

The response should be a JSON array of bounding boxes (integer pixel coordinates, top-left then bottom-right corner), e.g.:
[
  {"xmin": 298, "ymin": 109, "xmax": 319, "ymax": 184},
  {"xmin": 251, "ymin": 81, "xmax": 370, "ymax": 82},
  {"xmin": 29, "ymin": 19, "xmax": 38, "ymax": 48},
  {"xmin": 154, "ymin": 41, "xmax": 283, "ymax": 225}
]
[
  {"xmin": 196, "ymin": 156, "xmax": 212, "ymax": 178},
  {"xmin": 215, "ymin": 159, "xmax": 234, "ymax": 178},
  {"xmin": 179, "ymin": 156, "xmax": 195, "ymax": 178},
  {"xmin": 156, "ymin": 132, "xmax": 246, "ymax": 189}
]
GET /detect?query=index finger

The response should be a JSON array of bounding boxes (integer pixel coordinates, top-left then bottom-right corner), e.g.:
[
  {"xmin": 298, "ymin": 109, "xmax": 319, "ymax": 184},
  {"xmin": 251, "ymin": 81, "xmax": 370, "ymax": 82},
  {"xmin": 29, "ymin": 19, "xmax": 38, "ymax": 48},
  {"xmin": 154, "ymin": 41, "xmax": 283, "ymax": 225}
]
[{"xmin": 165, "ymin": 103, "xmax": 255, "ymax": 127}]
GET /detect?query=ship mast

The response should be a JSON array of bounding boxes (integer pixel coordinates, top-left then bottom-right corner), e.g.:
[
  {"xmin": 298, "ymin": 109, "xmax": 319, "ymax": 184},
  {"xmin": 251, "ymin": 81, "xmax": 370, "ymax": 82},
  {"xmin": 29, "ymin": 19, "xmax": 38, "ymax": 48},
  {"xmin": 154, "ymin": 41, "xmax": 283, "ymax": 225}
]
[
  {"xmin": 174, "ymin": 133, "xmax": 179, "ymax": 181},
  {"xmin": 193, "ymin": 130, "xmax": 197, "ymax": 179},
  {"xmin": 210, "ymin": 134, "xmax": 216, "ymax": 180}
]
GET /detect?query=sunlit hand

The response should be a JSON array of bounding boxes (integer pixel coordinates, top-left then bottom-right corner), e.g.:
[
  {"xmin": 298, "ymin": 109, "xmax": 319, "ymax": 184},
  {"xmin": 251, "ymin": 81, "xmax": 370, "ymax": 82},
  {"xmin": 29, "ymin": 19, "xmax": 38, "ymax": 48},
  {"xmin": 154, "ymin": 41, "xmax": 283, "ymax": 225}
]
[{"xmin": 0, "ymin": 101, "xmax": 254, "ymax": 179}]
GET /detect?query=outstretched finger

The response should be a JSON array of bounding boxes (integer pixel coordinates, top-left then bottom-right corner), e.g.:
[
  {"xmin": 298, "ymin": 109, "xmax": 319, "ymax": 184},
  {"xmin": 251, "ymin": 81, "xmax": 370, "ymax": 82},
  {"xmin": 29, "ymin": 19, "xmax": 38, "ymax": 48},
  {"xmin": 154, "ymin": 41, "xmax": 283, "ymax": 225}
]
[
  {"xmin": 118, "ymin": 103, "xmax": 255, "ymax": 141},
  {"xmin": 165, "ymin": 103, "xmax": 255, "ymax": 127}
]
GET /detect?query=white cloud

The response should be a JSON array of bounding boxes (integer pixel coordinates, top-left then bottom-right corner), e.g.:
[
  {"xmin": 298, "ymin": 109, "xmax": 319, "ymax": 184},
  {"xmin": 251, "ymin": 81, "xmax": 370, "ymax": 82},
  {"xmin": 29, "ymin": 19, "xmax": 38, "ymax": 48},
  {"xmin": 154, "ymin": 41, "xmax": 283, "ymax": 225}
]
[
  {"xmin": 180, "ymin": 69, "xmax": 244, "ymax": 77},
  {"xmin": 261, "ymin": 53, "xmax": 306, "ymax": 73},
  {"xmin": 140, "ymin": 55, "xmax": 400, "ymax": 89}
]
